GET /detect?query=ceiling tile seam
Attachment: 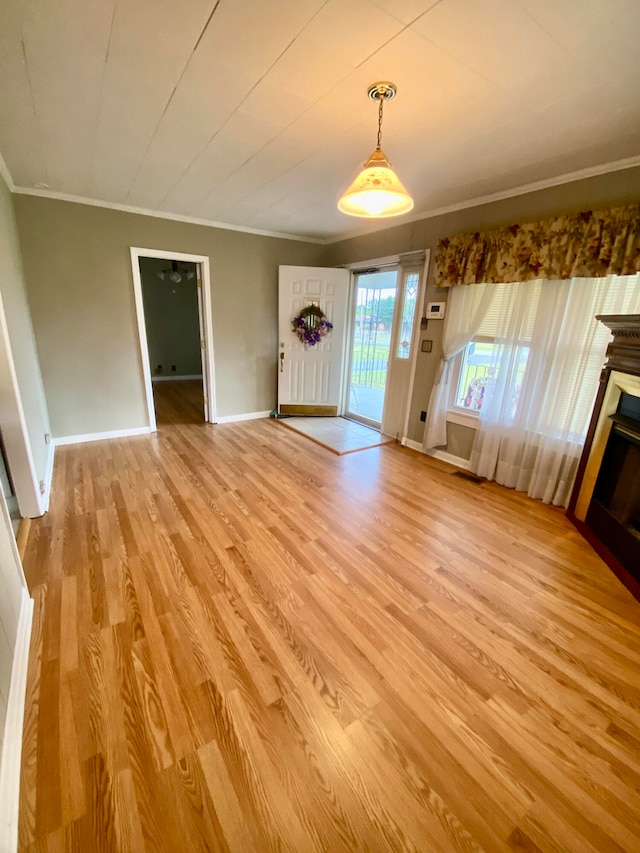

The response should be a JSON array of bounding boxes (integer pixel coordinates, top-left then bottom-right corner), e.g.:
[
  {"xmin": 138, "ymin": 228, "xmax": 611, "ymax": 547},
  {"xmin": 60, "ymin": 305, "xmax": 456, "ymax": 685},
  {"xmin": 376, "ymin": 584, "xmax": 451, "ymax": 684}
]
[
  {"xmin": 155, "ymin": 0, "xmax": 332, "ymax": 210},
  {"xmin": 177, "ymin": 120, "xmax": 300, "ymax": 217},
  {"xmin": 407, "ymin": 25, "xmax": 507, "ymax": 101},
  {"xmin": 323, "ymin": 154, "xmax": 640, "ymax": 244},
  {"xmin": 513, "ymin": 0, "xmax": 574, "ymax": 59},
  {"xmin": 10, "ymin": 185, "xmax": 325, "ymax": 243},
  {"xmin": 354, "ymin": 0, "xmax": 444, "ymax": 70},
  {"xmin": 124, "ymin": 0, "xmax": 222, "ymax": 202},
  {"xmin": 191, "ymin": 120, "xmax": 334, "ymax": 219},
  {"xmin": 88, "ymin": 0, "xmax": 119, "ymax": 197},
  {"xmin": 15, "ymin": 0, "xmax": 49, "ymax": 185}
]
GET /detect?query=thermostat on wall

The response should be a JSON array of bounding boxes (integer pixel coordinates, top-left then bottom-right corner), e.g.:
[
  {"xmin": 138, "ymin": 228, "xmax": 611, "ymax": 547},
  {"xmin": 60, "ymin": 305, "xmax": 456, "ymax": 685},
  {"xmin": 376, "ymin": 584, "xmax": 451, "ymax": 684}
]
[{"xmin": 426, "ymin": 301, "xmax": 446, "ymax": 319}]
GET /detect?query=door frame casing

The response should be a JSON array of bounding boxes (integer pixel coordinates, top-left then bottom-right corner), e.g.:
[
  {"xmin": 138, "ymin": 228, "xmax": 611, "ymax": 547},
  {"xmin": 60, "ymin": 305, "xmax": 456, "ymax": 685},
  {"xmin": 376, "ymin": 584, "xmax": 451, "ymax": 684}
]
[
  {"xmin": 343, "ymin": 263, "xmax": 399, "ymax": 429},
  {"xmin": 340, "ymin": 251, "xmax": 430, "ymax": 442},
  {"xmin": 0, "ymin": 290, "xmax": 43, "ymax": 517},
  {"xmin": 130, "ymin": 247, "xmax": 216, "ymax": 430},
  {"xmin": 400, "ymin": 250, "xmax": 430, "ymax": 441}
]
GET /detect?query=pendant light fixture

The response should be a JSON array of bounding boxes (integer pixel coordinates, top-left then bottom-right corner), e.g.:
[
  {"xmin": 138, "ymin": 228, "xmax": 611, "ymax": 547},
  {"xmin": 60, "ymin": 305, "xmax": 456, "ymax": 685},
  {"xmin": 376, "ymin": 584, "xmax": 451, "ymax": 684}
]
[{"xmin": 338, "ymin": 82, "xmax": 414, "ymax": 219}]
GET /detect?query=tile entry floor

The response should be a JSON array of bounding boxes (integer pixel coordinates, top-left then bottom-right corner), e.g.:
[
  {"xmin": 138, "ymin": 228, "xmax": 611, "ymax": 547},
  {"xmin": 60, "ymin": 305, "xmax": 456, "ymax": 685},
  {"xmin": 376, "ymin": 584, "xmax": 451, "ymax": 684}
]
[{"xmin": 279, "ymin": 416, "xmax": 394, "ymax": 455}]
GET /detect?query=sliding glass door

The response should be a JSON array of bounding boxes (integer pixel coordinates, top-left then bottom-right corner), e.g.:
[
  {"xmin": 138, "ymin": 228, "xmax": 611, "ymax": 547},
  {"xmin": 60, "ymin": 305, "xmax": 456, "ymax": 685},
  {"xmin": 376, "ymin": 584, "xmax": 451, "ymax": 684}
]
[{"xmin": 345, "ymin": 267, "xmax": 398, "ymax": 428}]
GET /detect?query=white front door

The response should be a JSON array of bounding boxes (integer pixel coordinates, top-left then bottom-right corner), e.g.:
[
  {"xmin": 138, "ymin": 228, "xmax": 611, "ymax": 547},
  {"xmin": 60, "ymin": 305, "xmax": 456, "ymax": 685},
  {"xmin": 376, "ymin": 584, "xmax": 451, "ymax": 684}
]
[{"xmin": 278, "ymin": 266, "xmax": 350, "ymax": 415}]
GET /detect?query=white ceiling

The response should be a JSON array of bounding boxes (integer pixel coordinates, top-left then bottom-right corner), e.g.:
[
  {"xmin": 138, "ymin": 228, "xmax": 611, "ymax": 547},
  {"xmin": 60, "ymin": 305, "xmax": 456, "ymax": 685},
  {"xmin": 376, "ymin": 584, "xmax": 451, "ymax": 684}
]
[{"xmin": 1, "ymin": 0, "xmax": 639, "ymax": 242}]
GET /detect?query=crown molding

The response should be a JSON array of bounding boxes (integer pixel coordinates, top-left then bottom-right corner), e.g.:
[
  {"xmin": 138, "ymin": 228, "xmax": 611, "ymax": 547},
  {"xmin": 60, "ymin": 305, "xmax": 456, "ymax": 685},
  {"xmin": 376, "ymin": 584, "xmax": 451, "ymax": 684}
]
[
  {"xmin": 6, "ymin": 154, "xmax": 640, "ymax": 247},
  {"xmin": 324, "ymin": 154, "xmax": 640, "ymax": 244},
  {"xmin": 11, "ymin": 185, "xmax": 325, "ymax": 244},
  {"xmin": 0, "ymin": 152, "xmax": 15, "ymax": 191}
]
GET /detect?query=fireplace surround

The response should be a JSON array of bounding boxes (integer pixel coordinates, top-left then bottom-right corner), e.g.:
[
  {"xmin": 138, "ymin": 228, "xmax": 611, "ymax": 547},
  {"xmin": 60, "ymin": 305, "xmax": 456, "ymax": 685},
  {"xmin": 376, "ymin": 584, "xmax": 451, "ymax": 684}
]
[{"xmin": 568, "ymin": 315, "xmax": 640, "ymax": 600}]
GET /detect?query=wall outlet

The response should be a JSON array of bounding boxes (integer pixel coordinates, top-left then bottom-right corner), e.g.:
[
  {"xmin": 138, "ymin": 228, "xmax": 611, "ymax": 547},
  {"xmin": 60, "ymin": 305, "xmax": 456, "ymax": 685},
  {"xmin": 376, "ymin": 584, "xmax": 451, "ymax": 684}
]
[
  {"xmin": 420, "ymin": 410, "xmax": 427, "ymax": 422},
  {"xmin": 171, "ymin": 365, "xmax": 176, "ymax": 372}
]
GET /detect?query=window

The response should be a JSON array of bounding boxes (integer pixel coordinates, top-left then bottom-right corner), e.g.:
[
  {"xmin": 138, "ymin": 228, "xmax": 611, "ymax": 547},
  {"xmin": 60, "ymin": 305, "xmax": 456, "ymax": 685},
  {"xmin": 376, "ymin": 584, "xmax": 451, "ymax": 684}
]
[
  {"xmin": 454, "ymin": 340, "xmax": 530, "ymax": 415},
  {"xmin": 396, "ymin": 271, "xmax": 419, "ymax": 359},
  {"xmin": 448, "ymin": 275, "xmax": 640, "ymax": 440},
  {"xmin": 450, "ymin": 281, "xmax": 541, "ymax": 421}
]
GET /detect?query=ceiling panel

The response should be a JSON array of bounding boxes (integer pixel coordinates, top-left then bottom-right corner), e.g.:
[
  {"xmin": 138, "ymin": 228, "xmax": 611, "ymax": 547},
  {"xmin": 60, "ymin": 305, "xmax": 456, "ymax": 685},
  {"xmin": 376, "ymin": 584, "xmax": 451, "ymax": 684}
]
[
  {"xmin": 161, "ymin": 109, "xmax": 286, "ymax": 213},
  {"xmin": 90, "ymin": 0, "xmax": 215, "ymax": 202},
  {"xmin": 0, "ymin": 0, "xmax": 48, "ymax": 185},
  {"xmin": 190, "ymin": 0, "xmax": 326, "ymax": 79},
  {"xmin": 127, "ymin": 0, "xmax": 326, "ymax": 209},
  {"xmin": 18, "ymin": 0, "xmax": 115, "ymax": 195},
  {"xmin": 367, "ymin": 0, "xmax": 441, "ymax": 25},
  {"xmin": 517, "ymin": 0, "xmax": 640, "ymax": 77},
  {"xmin": 125, "ymin": 58, "xmax": 258, "ymax": 209},
  {"xmin": 411, "ymin": 0, "xmax": 587, "ymax": 107},
  {"xmin": 266, "ymin": 0, "xmax": 405, "ymax": 100},
  {"xmin": 0, "ymin": 0, "xmax": 638, "ymax": 240}
]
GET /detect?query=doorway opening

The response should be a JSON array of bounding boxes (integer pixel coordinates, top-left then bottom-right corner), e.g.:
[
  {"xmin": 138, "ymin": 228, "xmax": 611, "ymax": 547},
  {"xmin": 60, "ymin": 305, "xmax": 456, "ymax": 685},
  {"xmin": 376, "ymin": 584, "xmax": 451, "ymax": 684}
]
[
  {"xmin": 345, "ymin": 267, "xmax": 399, "ymax": 428},
  {"xmin": 130, "ymin": 248, "xmax": 216, "ymax": 430}
]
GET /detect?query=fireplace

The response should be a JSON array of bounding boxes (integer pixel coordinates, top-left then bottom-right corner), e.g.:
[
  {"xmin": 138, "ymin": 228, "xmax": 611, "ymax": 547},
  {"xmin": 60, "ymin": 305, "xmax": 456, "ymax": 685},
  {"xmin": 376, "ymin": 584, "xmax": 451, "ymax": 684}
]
[
  {"xmin": 585, "ymin": 393, "xmax": 640, "ymax": 580},
  {"xmin": 568, "ymin": 315, "xmax": 640, "ymax": 600}
]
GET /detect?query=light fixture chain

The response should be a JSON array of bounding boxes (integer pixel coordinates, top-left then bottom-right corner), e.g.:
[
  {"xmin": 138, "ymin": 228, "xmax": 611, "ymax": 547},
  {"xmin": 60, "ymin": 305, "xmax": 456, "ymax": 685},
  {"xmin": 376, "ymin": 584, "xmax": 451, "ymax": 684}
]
[{"xmin": 376, "ymin": 95, "xmax": 384, "ymax": 150}]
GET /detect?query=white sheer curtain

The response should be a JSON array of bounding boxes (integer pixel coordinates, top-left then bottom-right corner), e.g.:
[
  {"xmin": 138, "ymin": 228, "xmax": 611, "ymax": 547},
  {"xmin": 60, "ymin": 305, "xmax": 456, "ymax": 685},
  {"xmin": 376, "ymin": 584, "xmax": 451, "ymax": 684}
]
[
  {"xmin": 471, "ymin": 274, "xmax": 640, "ymax": 506},
  {"xmin": 423, "ymin": 283, "xmax": 493, "ymax": 450}
]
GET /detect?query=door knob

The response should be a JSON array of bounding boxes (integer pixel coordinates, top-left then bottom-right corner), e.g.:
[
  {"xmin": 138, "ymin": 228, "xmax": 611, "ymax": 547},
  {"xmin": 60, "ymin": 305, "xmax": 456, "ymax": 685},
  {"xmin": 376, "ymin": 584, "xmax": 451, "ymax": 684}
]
[{"xmin": 279, "ymin": 352, "xmax": 285, "ymax": 372}]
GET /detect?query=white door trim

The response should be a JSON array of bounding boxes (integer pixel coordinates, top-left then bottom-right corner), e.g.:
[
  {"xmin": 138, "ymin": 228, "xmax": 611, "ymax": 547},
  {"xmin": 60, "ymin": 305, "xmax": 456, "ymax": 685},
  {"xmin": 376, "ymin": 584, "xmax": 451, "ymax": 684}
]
[
  {"xmin": 0, "ymin": 588, "xmax": 33, "ymax": 852},
  {"xmin": 344, "ymin": 254, "xmax": 399, "ymax": 271},
  {"xmin": 0, "ymin": 291, "xmax": 43, "ymax": 517},
  {"xmin": 130, "ymin": 247, "xmax": 216, "ymax": 430},
  {"xmin": 401, "ymin": 249, "xmax": 430, "ymax": 442}
]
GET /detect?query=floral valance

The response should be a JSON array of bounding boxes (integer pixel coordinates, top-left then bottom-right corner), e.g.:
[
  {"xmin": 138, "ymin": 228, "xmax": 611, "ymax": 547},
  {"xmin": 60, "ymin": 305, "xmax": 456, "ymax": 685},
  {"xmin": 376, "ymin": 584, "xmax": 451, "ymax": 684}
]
[{"xmin": 435, "ymin": 203, "xmax": 640, "ymax": 287}]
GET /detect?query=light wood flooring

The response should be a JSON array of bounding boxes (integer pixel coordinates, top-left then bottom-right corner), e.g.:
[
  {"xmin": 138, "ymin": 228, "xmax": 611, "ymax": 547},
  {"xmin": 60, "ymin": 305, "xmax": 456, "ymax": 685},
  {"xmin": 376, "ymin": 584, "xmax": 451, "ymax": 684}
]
[{"xmin": 18, "ymin": 381, "xmax": 640, "ymax": 851}]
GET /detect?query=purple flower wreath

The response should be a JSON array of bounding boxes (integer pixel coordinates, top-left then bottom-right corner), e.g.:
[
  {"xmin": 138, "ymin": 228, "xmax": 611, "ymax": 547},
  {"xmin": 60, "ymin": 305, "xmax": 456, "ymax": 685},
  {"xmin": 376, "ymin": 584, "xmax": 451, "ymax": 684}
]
[{"xmin": 292, "ymin": 306, "xmax": 333, "ymax": 347}]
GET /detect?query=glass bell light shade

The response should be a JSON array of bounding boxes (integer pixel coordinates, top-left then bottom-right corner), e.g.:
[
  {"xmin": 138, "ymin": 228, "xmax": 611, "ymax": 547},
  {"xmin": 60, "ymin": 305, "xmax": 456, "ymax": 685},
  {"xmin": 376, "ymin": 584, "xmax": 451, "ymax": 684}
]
[{"xmin": 338, "ymin": 148, "xmax": 414, "ymax": 218}]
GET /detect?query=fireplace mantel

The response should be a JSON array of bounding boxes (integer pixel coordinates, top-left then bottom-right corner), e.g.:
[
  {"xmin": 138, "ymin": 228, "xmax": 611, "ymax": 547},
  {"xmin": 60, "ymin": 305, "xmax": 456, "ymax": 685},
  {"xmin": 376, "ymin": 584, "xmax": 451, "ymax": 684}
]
[{"xmin": 568, "ymin": 314, "xmax": 640, "ymax": 600}]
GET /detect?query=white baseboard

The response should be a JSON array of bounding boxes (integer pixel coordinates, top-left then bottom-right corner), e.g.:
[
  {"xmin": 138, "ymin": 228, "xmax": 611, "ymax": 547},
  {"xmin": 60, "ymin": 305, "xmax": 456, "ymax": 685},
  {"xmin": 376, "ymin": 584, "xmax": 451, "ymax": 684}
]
[
  {"xmin": 425, "ymin": 448, "xmax": 472, "ymax": 471},
  {"xmin": 401, "ymin": 438, "xmax": 472, "ymax": 471},
  {"xmin": 0, "ymin": 589, "xmax": 34, "ymax": 853},
  {"xmin": 151, "ymin": 375, "xmax": 202, "ymax": 382},
  {"xmin": 216, "ymin": 410, "xmax": 271, "ymax": 424},
  {"xmin": 53, "ymin": 426, "xmax": 152, "ymax": 446},
  {"xmin": 401, "ymin": 438, "xmax": 424, "ymax": 452}
]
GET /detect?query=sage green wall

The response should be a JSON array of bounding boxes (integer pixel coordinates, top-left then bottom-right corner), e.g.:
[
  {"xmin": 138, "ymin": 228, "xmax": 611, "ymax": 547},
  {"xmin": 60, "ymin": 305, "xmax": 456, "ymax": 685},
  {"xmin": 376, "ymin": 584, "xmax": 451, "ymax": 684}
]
[
  {"xmin": 140, "ymin": 258, "xmax": 201, "ymax": 378},
  {"xmin": 324, "ymin": 166, "xmax": 640, "ymax": 454},
  {"xmin": 14, "ymin": 196, "xmax": 323, "ymax": 437},
  {"xmin": 0, "ymin": 175, "xmax": 50, "ymax": 488},
  {"xmin": 11, "ymin": 167, "xmax": 640, "ymax": 446}
]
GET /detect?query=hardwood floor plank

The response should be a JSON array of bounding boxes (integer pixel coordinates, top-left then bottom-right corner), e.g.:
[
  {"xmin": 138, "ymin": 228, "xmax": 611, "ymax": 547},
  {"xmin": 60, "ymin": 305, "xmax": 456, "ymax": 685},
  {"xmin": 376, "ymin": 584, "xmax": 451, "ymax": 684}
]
[
  {"xmin": 198, "ymin": 738, "xmax": 264, "ymax": 853},
  {"xmin": 58, "ymin": 674, "xmax": 84, "ymax": 826},
  {"xmin": 19, "ymin": 380, "xmax": 640, "ymax": 851}
]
